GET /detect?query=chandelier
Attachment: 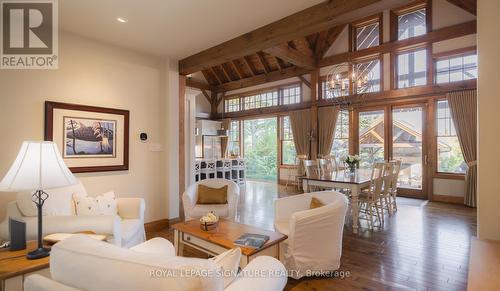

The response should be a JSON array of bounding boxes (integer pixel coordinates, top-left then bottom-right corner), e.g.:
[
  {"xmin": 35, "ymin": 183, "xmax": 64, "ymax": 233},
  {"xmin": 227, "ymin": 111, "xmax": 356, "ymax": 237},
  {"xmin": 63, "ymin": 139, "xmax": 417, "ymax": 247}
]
[{"xmin": 325, "ymin": 62, "xmax": 374, "ymax": 111}]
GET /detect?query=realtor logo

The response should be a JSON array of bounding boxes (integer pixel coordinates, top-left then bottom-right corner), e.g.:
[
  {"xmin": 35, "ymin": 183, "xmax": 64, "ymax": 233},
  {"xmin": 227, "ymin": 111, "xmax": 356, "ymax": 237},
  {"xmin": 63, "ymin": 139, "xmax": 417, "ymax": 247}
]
[{"xmin": 1, "ymin": 0, "xmax": 58, "ymax": 69}]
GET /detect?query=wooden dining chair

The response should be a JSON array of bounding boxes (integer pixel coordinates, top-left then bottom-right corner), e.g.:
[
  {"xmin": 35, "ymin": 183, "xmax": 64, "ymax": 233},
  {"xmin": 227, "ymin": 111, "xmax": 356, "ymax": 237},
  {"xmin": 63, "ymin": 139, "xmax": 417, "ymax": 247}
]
[
  {"xmin": 318, "ymin": 158, "xmax": 334, "ymax": 177},
  {"xmin": 303, "ymin": 160, "xmax": 320, "ymax": 178},
  {"xmin": 358, "ymin": 162, "xmax": 385, "ymax": 230},
  {"xmin": 295, "ymin": 154, "xmax": 309, "ymax": 191},
  {"xmin": 389, "ymin": 160, "xmax": 402, "ymax": 213},
  {"xmin": 379, "ymin": 162, "xmax": 395, "ymax": 222}
]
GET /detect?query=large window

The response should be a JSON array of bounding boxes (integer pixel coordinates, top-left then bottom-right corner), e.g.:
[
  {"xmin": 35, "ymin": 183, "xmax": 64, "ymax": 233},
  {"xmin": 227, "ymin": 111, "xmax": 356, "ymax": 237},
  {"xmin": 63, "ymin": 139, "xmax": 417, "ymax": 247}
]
[
  {"xmin": 397, "ymin": 49, "xmax": 427, "ymax": 88},
  {"xmin": 243, "ymin": 91, "xmax": 278, "ymax": 110},
  {"xmin": 243, "ymin": 118, "xmax": 278, "ymax": 181},
  {"xmin": 224, "ymin": 83, "xmax": 301, "ymax": 113},
  {"xmin": 281, "ymin": 116, "xmax": 297, "ymax": 165},
  {"xmin": 355, "ymin": 59, "xmax": 381, "ymax": 93},
  {"xmin": 352, "ymin": 15, "xmax": 381, "ymax": 51},
  {"xmin": 396, "ymin": 7, "xmax": 427, "ymax": 40},
  {"xmin": 436, "ymin": 100, "xmax": 466, "ymax": 174},
  {"xmin": 359, "ymin": 110, "xmax": 385, "ymax": 168},
  {"xmin": 228, "ymin": 120, "xmax": 240, "ymax": 156},
  {"xmin": 225, "ymin": 98, "xmax": 240, "ymax": 113},
  {"xmin": 331, "ymin": 110, "xmax": 349, "ymax": 160},
  {"xmin": 435, "ymin": 53, "xmax": 477, "ymax": 84},
  {"xmin": 282, "ymin": 85, "xmax": 301, "ymax": 105}
]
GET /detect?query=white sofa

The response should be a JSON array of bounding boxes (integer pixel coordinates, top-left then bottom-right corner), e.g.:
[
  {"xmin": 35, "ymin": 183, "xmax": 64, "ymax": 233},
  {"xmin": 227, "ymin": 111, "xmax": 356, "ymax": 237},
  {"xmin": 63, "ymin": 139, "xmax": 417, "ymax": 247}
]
[
  {"xmin": 24, "ymin": 235, "xmax": 287, "ymax": 291},
  {"xmin": 0, "ymin": 180, "xmax": 145, "ymax": 248},
  {"xmin": 183, "ymin": 179, "xmax": 239, "ymax": 221},
  {"xmin": 274, "ymin": 191, "xmax": 348, "ymax": 279}
]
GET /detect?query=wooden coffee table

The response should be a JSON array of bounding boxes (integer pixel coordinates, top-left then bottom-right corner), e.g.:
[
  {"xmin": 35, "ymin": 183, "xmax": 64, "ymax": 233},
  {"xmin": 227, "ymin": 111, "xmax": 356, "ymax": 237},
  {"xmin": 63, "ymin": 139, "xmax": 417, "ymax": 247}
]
[{"xmin": 172, "ymin": 219, "xmax": 287, "ymax": 267}]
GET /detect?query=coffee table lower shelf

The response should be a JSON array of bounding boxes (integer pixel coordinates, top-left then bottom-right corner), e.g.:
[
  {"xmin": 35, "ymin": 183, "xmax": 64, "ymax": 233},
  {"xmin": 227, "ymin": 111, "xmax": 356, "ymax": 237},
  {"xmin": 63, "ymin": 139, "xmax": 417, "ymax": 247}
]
[{"xmin": 172, "ymin": 219, "xmax": 287, "ymax": 268}]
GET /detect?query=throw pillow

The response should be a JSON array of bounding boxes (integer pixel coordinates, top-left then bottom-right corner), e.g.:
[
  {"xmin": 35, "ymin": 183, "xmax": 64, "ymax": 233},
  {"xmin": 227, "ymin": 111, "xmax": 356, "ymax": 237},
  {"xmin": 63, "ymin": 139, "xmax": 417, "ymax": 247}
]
[
  {"xmin": 197, "ymin": 185, "xmax": 228, "ymax": 204},
  {"xmin": 210, "ymin": 248, "xmax": 241, "ymax": 288},
  {"xmin": 310, "ymin": 197, "xmax": 325, "ymax": 209},
  {"xmin": 96, "ymin": 191, "xmax": 117, "ymax": 215},
  {"xmin": 74, "ymin": 191, "xmax": 117, "ymax": 216}
]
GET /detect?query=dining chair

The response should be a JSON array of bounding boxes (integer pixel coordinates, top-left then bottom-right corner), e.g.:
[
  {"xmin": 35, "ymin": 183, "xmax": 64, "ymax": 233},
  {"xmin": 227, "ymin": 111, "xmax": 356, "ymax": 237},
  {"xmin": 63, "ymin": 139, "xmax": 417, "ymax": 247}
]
[
  {"xmin": 303, "ymin": 160, "xmax": 320, "ymax": 178},
  {"xmin": 389, "ymin": 160, "xmax": 402, "ymax": 213},
  {"xmin": 295, "ymin": 154, "xmax": 309, "ymax": 191},
  {"xmin": 379, "ymin": 162, "xmax": 395, "ymax": 223},
  {"xmin": 358, "ymin": 162, "xmax": 385, "ymax": 230},
  {"xmin": 318, "ymin": 159, "xmax": 331, "ymax": 177}
]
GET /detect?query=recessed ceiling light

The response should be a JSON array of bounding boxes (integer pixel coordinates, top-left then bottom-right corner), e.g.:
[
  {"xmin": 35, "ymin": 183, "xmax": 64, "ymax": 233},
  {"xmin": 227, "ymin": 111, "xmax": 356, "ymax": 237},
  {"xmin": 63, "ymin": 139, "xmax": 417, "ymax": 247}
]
[{"xmin": 116, "ymin": 17, "xmax": 128, "ymax": 23}]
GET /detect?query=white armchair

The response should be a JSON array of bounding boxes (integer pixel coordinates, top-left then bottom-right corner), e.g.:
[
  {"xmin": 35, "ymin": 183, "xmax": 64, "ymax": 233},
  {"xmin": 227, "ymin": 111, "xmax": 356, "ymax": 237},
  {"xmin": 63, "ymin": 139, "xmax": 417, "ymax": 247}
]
[
  {"xmin": 0, "ymin": 180, "xmax": 145, "ymax": 248},
  {"xmin": 24, "ymin": 235, "xmax": 287, "ymax": 291},
  {"xmin": 183, "ymin": 179, "xmax": 239, "ymax": 221},
  {"xmin": 274, "ymin": 191, "xmax": 348, "ymax": 279}
]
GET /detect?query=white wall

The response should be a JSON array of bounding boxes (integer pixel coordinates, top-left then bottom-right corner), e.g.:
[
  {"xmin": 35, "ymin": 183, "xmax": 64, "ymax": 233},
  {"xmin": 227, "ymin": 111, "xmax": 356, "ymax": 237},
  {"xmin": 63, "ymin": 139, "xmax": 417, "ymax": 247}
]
[
  {"xmin": 477, "ymin": 0, "xmax": 500, "ymax": 241},
  {"xmin": 0, "ymin": 32, "xmax": 179, "ymax": 223}
]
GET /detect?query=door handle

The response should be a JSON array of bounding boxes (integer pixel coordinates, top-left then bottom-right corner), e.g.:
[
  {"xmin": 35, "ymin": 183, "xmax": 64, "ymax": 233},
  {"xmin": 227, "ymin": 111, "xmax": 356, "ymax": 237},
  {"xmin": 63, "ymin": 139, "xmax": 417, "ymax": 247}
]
[{"xmin": 424, "ymin": 155, "xmax": 428, "ymax": 165}]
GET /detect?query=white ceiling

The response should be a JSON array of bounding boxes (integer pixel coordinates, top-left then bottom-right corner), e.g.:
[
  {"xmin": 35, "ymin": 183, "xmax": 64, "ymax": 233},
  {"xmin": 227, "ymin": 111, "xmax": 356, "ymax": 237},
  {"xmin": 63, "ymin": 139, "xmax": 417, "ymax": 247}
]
[{"xmin": 60, "ymin": 0, "xmax": 324, "ymax": 60}]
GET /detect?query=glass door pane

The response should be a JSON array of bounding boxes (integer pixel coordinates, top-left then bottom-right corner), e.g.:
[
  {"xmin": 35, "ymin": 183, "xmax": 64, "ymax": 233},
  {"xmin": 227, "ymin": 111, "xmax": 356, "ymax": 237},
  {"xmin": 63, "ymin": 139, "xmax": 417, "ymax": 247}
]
[
  {"xmin": 392, "ymin": 107, "xmax": 423, "ymax": 189},
  {"xmin": 243, "ymin": 117, "xmax": 278, "ymax": 181},
  {"xmin": 359, "ymin": 110, "xmax": 385, "ymax": 168}
]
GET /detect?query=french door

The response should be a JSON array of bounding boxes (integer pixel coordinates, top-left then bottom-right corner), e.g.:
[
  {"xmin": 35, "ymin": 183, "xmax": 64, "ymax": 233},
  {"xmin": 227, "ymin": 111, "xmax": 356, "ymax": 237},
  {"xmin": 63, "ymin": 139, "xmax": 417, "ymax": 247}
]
[
  {"xmin": 390, "ymin": 104, "xmax": 428, "ymax": 199},
  {"xmin": 355, "ymin": 103, "xmax": 428, "ymax": 199}
]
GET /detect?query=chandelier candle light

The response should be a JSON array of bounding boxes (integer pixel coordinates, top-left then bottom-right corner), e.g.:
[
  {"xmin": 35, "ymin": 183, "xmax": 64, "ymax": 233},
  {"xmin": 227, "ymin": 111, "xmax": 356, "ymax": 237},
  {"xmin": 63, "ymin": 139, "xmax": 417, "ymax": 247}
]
[
  {"xmin": 326, "ymin": 62, "xmax": 373, "ymax": 111},
  {"xmin": 0, "ymin": 141, "xmax": 77, "ymax": 259}
]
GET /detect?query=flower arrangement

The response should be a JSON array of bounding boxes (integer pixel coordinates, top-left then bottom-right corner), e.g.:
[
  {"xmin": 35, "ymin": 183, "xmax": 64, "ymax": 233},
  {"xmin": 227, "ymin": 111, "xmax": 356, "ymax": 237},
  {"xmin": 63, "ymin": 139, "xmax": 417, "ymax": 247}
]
[
  {"xmin": 200, "ymin": 212, "xmax": 219, "ymax": 231},
  {"xmin": 344, "ymin": 155, "xmax": 361, "ymax": 173}
]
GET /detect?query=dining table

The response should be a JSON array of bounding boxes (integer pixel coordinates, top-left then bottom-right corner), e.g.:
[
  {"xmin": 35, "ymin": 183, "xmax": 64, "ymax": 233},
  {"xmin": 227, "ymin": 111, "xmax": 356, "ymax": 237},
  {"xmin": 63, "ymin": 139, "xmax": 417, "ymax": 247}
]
[{"xmin": 301, "ymin": 168, "xmax": 372, "ymax": 234}]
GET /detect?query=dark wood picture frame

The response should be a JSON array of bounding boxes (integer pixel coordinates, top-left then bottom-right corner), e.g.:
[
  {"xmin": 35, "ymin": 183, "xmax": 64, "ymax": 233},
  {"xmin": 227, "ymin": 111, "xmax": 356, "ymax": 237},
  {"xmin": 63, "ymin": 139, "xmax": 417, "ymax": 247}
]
[{"xmin": 44, "ymin": 101, "xmax": 130, "ymax": 173}]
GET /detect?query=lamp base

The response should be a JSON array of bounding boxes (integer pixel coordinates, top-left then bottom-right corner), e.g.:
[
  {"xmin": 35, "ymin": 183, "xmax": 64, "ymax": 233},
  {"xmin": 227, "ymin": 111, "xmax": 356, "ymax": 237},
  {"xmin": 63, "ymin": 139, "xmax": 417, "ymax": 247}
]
[{"xmin": 27, "ymin": 247, "xmax": 50, "ymax": 260}]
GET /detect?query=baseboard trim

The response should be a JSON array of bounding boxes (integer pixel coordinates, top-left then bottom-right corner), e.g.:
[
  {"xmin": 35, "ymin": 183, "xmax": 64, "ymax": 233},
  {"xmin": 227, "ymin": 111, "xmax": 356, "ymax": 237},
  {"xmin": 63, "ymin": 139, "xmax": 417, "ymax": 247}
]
[
  {"xmin": 432, "ymin": 195, "xmax": 464, "ymax": 204},
  {"xmin": 144, "ymin": 217, "xmax": 182, "ymax": 233}
]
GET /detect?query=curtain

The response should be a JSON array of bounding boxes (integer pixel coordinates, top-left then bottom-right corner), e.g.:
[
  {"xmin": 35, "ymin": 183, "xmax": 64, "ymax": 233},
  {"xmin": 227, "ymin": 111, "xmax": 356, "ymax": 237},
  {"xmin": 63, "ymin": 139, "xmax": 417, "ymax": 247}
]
[
  {"xmin": 220, "ymin": 118, "xmax": 231, "ymax": 158},
  {"xmin": 447, "ymin": 89, "xmax": 477, "ymax": 207},
  {"xmin": 289, "ymin": 110, "xmax": 311, "ymax": 175},
  {"xmin": 318, "ymin": 106, "xmax": 339, "ymax": 157}
]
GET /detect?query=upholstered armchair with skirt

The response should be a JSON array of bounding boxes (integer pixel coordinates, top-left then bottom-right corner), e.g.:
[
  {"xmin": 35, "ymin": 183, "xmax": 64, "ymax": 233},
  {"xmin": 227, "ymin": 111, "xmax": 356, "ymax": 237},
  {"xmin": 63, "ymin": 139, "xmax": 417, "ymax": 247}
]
[
  {"xmin": 274, "ymin": 191, "xmax": 348, "ymax": 279},
  {"xmin": 182, "ymin": 179, "xmax": 240, "ymax": 221}
]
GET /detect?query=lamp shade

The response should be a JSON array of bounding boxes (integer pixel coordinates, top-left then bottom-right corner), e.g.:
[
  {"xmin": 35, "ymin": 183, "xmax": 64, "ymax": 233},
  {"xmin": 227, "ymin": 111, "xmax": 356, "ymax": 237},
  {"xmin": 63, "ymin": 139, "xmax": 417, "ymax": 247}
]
[{"xmin": 0, "ymin": 141, "xmax": 77, "ymax": 192}]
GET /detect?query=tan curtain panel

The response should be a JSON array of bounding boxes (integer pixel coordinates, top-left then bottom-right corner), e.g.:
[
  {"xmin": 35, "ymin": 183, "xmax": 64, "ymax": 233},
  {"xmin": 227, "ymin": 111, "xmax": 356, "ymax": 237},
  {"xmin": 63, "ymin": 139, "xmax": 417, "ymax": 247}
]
[
  {"xmin": 289, "ymin": 110, "xmax": 311, "ymax": 175},
  {"xmin": 318, "ymin": 106, "xmax": 339, "ymax": 157},
  {"xmin": 446, "ymin": 89, "xmax": 477, "ymax": 207},
  {"xmin": 220, "ymin": 118, "xmax": 231, "ymax": 158}
]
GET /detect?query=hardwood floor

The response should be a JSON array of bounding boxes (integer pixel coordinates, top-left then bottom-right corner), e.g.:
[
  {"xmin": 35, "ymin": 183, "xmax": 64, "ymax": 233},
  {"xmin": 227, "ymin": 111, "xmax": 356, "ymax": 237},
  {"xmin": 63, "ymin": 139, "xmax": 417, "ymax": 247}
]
[{"xmin": 148, "ymin": 180, "xmax": 476, "ymax": 291}]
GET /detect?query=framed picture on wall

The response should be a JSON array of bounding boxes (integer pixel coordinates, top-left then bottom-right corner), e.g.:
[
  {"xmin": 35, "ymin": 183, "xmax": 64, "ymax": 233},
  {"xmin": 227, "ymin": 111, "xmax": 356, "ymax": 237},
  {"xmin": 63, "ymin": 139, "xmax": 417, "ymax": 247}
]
[{"xmin": 45, "ymin": 101, "xmax": 129, "ymax": 173}]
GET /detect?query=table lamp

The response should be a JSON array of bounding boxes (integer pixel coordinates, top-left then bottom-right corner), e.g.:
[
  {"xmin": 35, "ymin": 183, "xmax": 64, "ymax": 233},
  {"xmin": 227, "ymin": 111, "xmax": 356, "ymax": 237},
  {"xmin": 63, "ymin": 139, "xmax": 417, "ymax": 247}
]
[{"xmin": 0, "ymin": 141, "xmax": 77, "ymax": 259}]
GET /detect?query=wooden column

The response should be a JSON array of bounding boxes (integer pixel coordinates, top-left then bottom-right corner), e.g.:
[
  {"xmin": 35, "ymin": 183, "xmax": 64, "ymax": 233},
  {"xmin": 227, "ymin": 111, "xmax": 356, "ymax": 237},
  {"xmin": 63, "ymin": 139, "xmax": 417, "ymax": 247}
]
[
  {"xmin": 210, "ymin": 91, "xmax": 219, "ymax": 119},
  {"xmin": 310, "ymin": 69, "xmax": 319, "ymax": 159},
  {"xmin": 179, "ymin": 75, "xmax": 186, "ymax": 219}
]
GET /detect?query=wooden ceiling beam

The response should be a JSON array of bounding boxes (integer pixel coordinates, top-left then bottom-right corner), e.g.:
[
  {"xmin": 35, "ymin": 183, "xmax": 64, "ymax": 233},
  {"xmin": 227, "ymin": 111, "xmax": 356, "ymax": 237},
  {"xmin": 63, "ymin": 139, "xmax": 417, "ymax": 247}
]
[
  {"xmin": 298, "ymin": 75, "xmax": 311, "ymax": 88},
  {"xmin": 200, "ymin": 89, "xmax": 212, "ymax": 103},
  {"xmin": 315, "ymin": 24, "xmax": 346, "ymax": 59},
  {"xmin": 256, "ymin": 52, "xmax": 272, "ymax": 74},
  {"xmin": 446, "ymin": 0, "xmax": 476, "ymax": 15},
  {"xmin": 186, "ymin": 78, "xmax": 214, "ymax": 91},
  {"xmin": 210, "ymin": 67, "xmax": 224, "ymax": 84},
  {"xmin": 243, "ymin": 56, "xmax": 257, "ymax": 76},
  {"xmin": 231, "ymin": 61, "xmax": 245, "ymax": 79},
  {"xmin": 214, "ymin": 66, "xmax": 311, "ymax": 92},
  {"xmin": 179, "ymin": 0, "xmax": 385, "ymax": 74},
  {"xmin": 264, "ymin": 44, "xmax": 316, "ymax": 70},
  {"xmin": 319, "ymin": 20, "xmax": 476, "ymax": 67}
]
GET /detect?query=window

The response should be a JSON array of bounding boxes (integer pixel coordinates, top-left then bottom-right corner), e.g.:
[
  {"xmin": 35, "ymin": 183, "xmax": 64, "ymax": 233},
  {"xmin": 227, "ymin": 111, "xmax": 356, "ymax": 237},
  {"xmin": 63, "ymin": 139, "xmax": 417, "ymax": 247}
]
[
  {"xmin": 352, "ymin": 16, "xmax": 381, "ymax": 51},
  {"xmin": 281, "ymin": 116, "xmax": 297, "ymax": 165},
  {"xmin": 354, "ymin": 59, "xmax": 381, "ymax": 93},
  {"xmin": 435, "ymin": 53, "xmax": 477, "ymax": 84},
  {"xmin": 282, "ymin": 85, "xmax": 301, "ymax": 105},
  {"xmin": 243, "ymin": 91, "xmax": 278, "ymax": 110},
  {"xmin": 397, "ymin": 49, "xmax": 427, "ymax": 88},
  {"xmin": 396, "ymin": 7, "xmax": 427, "ymax": 40},
  {"xmin": 228, "ymin": 120, "xmax": 240, "ymax": 156},
  {"xmin": 226, "ymin": 83, "xmax": 302, "ymax": 113},
  {"xmin": 359, "ymin": 110, "xmax": 385, "ymax": 168},
  {"xmin": 436, "ymin": 100, "xmax": 466, "ymax": 174},
  {"xmin": 331, "ymin": 110, "xmax": 349, "ymax": 160},
  {"xmin": 225, "ymin": 98, "xmax": 240, "ymax": 113}
]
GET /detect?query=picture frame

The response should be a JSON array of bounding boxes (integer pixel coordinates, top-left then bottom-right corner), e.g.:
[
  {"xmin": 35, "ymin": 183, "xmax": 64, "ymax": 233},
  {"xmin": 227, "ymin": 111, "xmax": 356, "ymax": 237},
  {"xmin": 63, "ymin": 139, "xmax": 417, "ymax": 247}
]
[{"xmin": 45, "ymin": 101, "xmax": 130, "ymax": 173}]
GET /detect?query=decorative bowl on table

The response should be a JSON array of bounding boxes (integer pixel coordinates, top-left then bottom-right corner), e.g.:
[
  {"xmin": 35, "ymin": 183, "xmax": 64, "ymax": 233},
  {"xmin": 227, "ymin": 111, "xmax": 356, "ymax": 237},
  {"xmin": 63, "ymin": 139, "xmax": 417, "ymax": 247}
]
[{"xmin": 200, "ymin": 212, "xmax": 219, "ymax": 231}]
